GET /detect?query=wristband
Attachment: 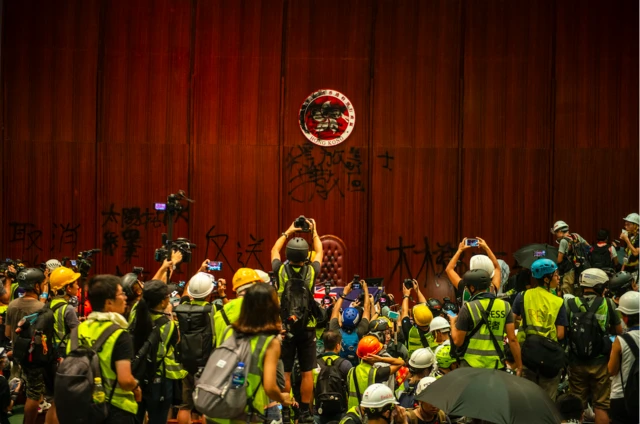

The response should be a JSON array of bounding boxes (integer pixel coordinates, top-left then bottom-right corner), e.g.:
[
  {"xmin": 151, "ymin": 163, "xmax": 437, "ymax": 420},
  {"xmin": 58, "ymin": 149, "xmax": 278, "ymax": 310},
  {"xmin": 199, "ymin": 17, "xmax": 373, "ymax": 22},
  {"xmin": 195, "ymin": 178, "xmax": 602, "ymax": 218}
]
[
  {"xmin": 40, "ymin": 293, "xmax": 49, "ymax": 300},
  {"xmin": 281, "ymin": 232, "xmax": 288, "ymax": 239},
  {"xmin": 403, "ymin": 295, "xmax": 410, "ymax": 299}
]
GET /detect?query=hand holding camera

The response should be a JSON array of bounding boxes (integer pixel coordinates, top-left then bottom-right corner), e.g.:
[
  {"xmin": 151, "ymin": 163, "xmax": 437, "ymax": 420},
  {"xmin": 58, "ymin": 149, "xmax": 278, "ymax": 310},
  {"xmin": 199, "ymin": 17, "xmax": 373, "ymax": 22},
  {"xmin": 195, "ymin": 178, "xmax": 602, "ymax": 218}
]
[{"xmin": 402, "ymin": 279, "xmax": 413, "ymax": 296}]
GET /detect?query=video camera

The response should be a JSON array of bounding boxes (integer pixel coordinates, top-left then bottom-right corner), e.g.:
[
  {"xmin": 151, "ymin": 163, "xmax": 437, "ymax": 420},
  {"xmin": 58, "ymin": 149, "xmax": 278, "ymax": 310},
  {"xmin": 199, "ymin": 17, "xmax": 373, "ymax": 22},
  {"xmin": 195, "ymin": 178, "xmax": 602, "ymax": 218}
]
[
  {"xmin": 154, "ymin": 235, "xmax": 195, "ymax": 263},
  {"xmin": 76, "ymin": 249, "xmax": 101, "ymax": 277},
  {"xmin": 2, "ymin": 259, "xmax": 25, "ymax": 279}
]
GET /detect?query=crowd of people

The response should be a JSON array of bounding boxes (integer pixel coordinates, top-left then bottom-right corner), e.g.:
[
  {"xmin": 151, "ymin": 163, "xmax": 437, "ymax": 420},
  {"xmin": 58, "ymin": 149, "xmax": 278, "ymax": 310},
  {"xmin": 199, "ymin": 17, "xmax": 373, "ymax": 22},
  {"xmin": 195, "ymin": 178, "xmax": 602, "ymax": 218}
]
[{"xmin": 0, "ymin": 213, "xmax": 637, "ymax": 424}]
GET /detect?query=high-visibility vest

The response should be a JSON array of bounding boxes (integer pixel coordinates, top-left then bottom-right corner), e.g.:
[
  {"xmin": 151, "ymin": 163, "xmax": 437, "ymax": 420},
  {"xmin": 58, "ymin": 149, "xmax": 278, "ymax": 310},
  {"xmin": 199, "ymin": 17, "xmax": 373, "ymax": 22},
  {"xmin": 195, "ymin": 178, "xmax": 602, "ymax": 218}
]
[
  {"xmin": 339, "ymin": 406, "xmax": 363, "ymax": 424},
  {"xmin": 625, "ymin": 233, "xmax": 639, "ymax": 269},
  {"xmin": 277, "ymin": 264, "xmax": 317, "ymax": 328},
  {"xmin": 462, "ymin": 297, "xmax": 508, "ymax": 369},
  {"xmin": 346, "ymin": 362, "xmax": 377, "ymax": 409},
  {"xmin": 127, "ymin": 301, "xmax": 138, "ymax": 326},
  {"xmin": 213, "ymin": 297, "xmax": 243, "ymax": 348},
  {"xmin": 71, "ymin": 320, "xmax": 137, "ymax": 414},
  {"xmin": 10, "ymin": 283, "xmax": 18, "ymax": 301},
  {"xmin": 152, "ymin": 313, "xmax": 188, "ymax": 380},
  {"xmin": 406, "ymin": 326, "xmax": 437, "ymax": 356},
  {"xmin": 521, "ymin": 287, "xmax": 563, "ymax": 342},
  {"xmin": 50, "ymin": 297, "xmax": 70, "ymax": 346}
]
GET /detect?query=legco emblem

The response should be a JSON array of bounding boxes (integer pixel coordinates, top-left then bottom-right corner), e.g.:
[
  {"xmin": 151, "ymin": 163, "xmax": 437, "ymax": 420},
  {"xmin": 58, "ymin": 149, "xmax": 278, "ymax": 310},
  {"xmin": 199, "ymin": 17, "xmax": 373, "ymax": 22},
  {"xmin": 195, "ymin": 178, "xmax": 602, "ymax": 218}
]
[{"xmin": 298, "ymin": 89, "xmax": 355, "ymax": 147}]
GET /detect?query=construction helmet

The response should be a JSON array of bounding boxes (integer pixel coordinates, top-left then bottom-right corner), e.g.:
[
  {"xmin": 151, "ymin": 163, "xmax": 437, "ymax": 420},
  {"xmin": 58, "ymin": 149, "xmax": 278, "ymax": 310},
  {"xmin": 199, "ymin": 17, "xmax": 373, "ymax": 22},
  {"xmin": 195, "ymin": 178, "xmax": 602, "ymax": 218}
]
[
  {"xmin": 623, "ymin": 213, "xmax": 640, "ymax": 226},
  {"xmin": 470, "ymin": 254, "xmax": 495, "ymax": 278},
  {"xmin": 232, "ymin": 268, "xmax": 261, "ymax": 292},
  {"xmin": 609, "ymin": 271, "xmax": 635, "ymax": 297},
  {"xmin": 413, "ymin": 304, "xmax": 433, "ymax": 327},
  {"xmin": 616, "ymin": 291, "xmax": 640, "ymax": 315},
  {"xmin": 187, "ymin": 272, "xmax": 215, "ymax": 298},
  {"xmin": 342, "ymin": 307, "xmax": 360, "ymax": 329},
  {"xmin": 356, "ymin": 335, "xmax": 383, "ymax": 358},
  {"xmin": 580, "ymin": 268, "xmax": 609, "ymax": 287},
  {"xmin": 368, "ymin": 319, "xmax": 390, "ymax": 343},
  {"xmin": 415, "ymin": 376, "xmax": 438, "ymax": 396},
  {"xmin": 254, "ymin": 269, "xmax": 270, "ymax": 283},
  {"xmin": 360, "ymin": 384, "xmax": 398, "ymax": 409},
  {"xmin": 45, "ymin": 259, "xmax": 62, "ymax": 271},
  {"xmin": 408, "ymin": 348, "xmax": 435, "ymax": 370},
  {"xmin": 49, "ymin": 266, "xmax": 81, "ymax": 292},
  {"xmin": 16, "ymin": 268, "xmax": 45, "ymax": 291},
  {"xmin": 435, "ymin": 344, "xmax": 456, "ymax": 369},
  {"xmin": 531, "ymin": 258, "xmax": 558, "ymax": 279},
  {"xmin": 429, "ymin": 316, "xmax": 450, "ymax": 333},
  {"xmin": 461, "ymin": 269, "xmax": 492, "ymax": 292},
  {"xmin": 551, "ymin": 220, "xmax": 569, "ymax": 234},
  {"xmin": 285, "ymin": 238, "xmax": 309, "ymax": 263}
]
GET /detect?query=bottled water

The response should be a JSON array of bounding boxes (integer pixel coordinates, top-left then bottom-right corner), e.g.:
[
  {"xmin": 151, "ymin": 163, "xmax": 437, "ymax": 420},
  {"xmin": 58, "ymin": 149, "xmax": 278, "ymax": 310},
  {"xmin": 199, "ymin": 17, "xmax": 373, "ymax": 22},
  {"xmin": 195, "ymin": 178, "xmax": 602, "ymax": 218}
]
[
  {"xmin": 231, "ymin": 362, "xmax": 246, "ymax": 389},
  {"xmin": 92, "ymin": 377, "xmax": 106, "ymax": 403}
]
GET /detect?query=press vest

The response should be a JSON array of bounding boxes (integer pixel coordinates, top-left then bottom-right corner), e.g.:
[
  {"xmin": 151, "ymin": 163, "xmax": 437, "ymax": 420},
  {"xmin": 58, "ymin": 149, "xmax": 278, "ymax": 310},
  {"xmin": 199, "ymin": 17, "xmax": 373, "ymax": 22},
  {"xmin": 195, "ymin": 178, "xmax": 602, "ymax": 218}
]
[
  {"xmin": 347, "ymin": 362, "xmax": 377, "ymax": 409},
  {"xmin": 70, "ymin": 320, "xmax": 137, "ymax": 414},
  {"xmin": 463, "ymin": 297, "xmax": 508, "ymax": 369},
  {"xmin": 213, "ymin": 297, "xmax": 243, "ymax": 347},
  {"xmin": 50, "ymin": 297, "xmax": 69, "ymax": 346},
  {"xmin": 407, "ymin": 326, "xmax": 437, "ymax": 356},
  {"xmin": 277, "ymin": 264, "xmax": 317, "ymax": 328},
  {"xmin": 152, "ymin": 313, "xmax": 188, "ymax": 380},
  {"xmin": 521, "ymin": 287, "xmax": 563, "ymax": 342}
]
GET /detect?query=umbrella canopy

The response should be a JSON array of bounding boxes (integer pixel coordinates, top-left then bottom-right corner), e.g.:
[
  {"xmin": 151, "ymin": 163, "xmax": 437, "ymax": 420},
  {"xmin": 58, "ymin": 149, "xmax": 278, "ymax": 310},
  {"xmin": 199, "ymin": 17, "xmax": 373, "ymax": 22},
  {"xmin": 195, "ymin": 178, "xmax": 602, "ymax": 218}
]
[
  {"xmin": 415, "ymin": 367, "xmax": 562, "ymax": 424},
  {"xmin": 513, "ymin": 244, "xmax": 559, "ymax": 269}
]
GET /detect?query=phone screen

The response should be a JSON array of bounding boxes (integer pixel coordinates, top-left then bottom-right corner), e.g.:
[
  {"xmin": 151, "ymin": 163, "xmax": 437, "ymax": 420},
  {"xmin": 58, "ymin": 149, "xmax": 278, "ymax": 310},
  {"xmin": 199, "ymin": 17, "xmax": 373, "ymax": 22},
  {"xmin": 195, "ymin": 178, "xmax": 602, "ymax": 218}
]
[
  {"xmin": 70, "ymin": 260, "xmax": 77, "ymax": 267},
  {"xmin": 352, "ymin": 283, "xmax": 361, "ymax": 290},
  {"xmin": 446, "ymin": 310, "xmax": 457, "ymax": 318},
  {"xmin": 533, "ymin": 250, "xmax": 546, "ymax": 258},
  {"xmin": 178, "ymin": 280, "xmax": 186, "ymax": 288},
  {"xmin": 387, "ymin": 311, "xmax": 400, "ymax": 320},
  {"xmin": 323, "ymin": 297, "xmax": 332, "ymax": 305},
  {"xmin": 207, "ymin": 261, "xmax": 223, "ymax": 271},
  {"xmin": 154, "ymin": 203, "xmax": 166, "ymax": 211},
  {"xmin": 465, "ymin": 239, "xmax": 479, "ymax": 247}
]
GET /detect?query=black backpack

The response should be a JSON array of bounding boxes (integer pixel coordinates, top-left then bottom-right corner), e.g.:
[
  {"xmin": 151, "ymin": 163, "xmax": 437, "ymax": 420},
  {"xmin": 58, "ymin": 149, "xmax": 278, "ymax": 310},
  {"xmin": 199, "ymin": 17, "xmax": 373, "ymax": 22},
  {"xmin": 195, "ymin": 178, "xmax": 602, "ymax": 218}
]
[
  {"xmin": 521, "ymin": 334, "xmax": 567, "ymax": 378},
  {"xmin": 54, "ymin": 324, "xmax": 120, "ymax": 424},
  {"xmin": 174, "ymin": 302, "xmax": 214, "ymax": 374},
  {"xmin": 280, "ymin": 265, "xmax": 316, "ymax": 335},
  {"xmin": 315, "ymin": 356, "xmax": 347, "ymax": 416},
  {"xmin": 589, "ymin": 244, "xmax": 613, "ymax": 270},
  {"xmin": 13, "ymin": 306, "xmax": 57, "ymax": 367},
  {"xmin": 131, "ymin": 316, "xmax": 169, "ymax": 387},
  {"xmin": 567, "ymin": 297, "xmax": 612, "ymax": 360},
  {"xmin": 563, "ymin": 234, "xmax": 592, "ymax": 276},
  {"xmin": 619, "ymin": 333, "xmax": 639, "ymax": 422}
]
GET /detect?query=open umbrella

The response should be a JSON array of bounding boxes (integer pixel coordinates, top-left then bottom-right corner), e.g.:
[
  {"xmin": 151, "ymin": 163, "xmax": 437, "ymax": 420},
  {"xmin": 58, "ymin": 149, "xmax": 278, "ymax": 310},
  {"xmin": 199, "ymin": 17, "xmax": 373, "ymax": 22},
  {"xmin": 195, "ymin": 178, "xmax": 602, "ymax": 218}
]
[
  {"xmin": 513, "ymin": 243, "xmax": 559, "ymax": 269},
  {"xmin": 414, "ymin": 367, "xmax": 562, "ymax": 424}
]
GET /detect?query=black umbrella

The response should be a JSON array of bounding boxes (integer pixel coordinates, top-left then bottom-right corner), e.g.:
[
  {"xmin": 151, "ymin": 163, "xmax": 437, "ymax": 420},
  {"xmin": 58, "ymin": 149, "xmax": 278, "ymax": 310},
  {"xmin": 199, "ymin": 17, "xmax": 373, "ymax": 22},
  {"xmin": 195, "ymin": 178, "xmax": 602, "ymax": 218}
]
[
  {"xmin": 513, "ymin": 243, "xmax": 559, "ymax": 269},
  {"xmin": 414, "ymin": 368, "xmax": 562, "ymax": 424}
]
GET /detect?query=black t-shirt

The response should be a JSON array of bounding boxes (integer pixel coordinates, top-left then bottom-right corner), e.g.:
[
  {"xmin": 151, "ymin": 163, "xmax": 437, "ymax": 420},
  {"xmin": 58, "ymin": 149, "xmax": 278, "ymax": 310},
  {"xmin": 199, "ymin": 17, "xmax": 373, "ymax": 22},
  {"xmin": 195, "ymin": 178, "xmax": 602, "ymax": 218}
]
[{"xmin": 110, "ymin": 331, "xmax": 134, "ymax": 371}]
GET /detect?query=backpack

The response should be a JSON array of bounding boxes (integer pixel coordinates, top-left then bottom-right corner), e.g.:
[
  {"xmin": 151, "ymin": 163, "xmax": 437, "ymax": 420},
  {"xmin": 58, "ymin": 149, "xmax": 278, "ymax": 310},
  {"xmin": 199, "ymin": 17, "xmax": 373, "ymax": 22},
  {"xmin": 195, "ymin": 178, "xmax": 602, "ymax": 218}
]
[
  {"xmin": 315, "ymin": 356, "xmax": 347, "ymax": 416},
  {"xmin": 619, "ymin": 333, "xmax": 639, "ymax": 421},
  {"xmin": 280, "ymin": 265, "xmax": 316, "ymax": 335},
  {"xmin": 174, "ymin": 302, "xmax": 214, "ymax": 374},
  {"xmin": 562, "ymin": 234, "xmax": 591, "ymax": 275},
  {"xmin": 54, "ymin": 324, "xmax": 120, "ymax": 424},
  {"xmin": 589, "ymin": 244, "xmax": 613, "ymax": 271},
  {"xmin": 339, "ymin": 328, "xmax": 360, "ymax": 366},
  {"xmin": 521, "ymin": 334, "xmax": 567, "ymax": 378},
  {"xmin": 13, "ymin": 306, "xmax": 57, "ymax": 367},
  {"xmin": 567, "ymin": 297, "xmax": 611, "ymax": 360},
  {"xmin": 397, "ymin": 380, "xmax": 418, "ymax": 409},
  {"xmin": 193, "ymin": 326, "xmax": 272, "ymax": 421},
  {"xmin": 131, "ymin": 316, "xmax": 169, "ymax": 387}
]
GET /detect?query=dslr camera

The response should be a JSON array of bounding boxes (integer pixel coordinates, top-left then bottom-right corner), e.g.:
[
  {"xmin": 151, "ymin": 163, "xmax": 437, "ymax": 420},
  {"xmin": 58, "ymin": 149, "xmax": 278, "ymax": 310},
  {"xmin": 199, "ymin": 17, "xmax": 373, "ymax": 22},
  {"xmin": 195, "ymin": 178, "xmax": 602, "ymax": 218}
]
[
  {"xmin": 294, "ymin": 215, "xmax": 312, "ymax": 232},
  {"xmin": 403, "ymin": 278, "xmax": 414, "ymax": 290},
  {"xmin": 154, "ymin": 236, "xmax": 195, "ymax": 263},
  {"xmin": 76, "ymin": 249, "xmax": 101, "ymax": 276}
]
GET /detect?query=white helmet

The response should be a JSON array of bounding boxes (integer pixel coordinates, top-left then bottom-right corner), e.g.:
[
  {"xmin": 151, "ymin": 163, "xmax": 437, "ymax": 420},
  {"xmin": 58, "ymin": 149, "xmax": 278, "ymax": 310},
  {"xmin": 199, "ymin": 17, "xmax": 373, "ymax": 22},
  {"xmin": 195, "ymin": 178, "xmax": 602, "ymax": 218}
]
[
  {"xmin": 45, "ymin": 259, "xmax": 62, "ymax": 271},
  {"xmin": 470, "ymin": 254, "xmax": 495, "ymax": 278},
  {"xmin": 616, "ymin": 291, "xmax": 640, "ymax": 315},
  {"xmin": 579, "ymin": 268, "xmax": 609, "ymax": 287},
  {"xmin": 254, "ymin": 269, "xmax": 270, "ymax": 283},
  {"xmin": 429, "ymin": 317, "xmax": 450, "ymax": 333},
  {"xmin": 408, "ymin": 348, "xmax": 435, "ymax": 369},
  {"xmin": 623, "ymin": 213, "xmax": 640, "ymax": 226},
  {"xmin": 551, "ymin": 220, "xmax": 569, "ymax": 234},
  {"xmin": 415, "ymin": 376, "xmax": 437, "ymax": 396},
  {"xmin": 187, "ymin": 272, "xmax": 215, "ymax": 298},
  {"xmin": 360, "ymin": 384, "xmax": 398, "ymax": 408}
]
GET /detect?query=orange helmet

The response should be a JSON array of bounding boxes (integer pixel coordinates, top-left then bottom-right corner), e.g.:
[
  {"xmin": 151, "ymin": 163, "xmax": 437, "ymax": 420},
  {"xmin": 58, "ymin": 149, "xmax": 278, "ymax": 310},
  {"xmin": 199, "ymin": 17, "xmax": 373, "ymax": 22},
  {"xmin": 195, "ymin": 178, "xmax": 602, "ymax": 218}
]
[{"xmin": 357, "ymin": 335, "xmax": 383, "ymax": 358}]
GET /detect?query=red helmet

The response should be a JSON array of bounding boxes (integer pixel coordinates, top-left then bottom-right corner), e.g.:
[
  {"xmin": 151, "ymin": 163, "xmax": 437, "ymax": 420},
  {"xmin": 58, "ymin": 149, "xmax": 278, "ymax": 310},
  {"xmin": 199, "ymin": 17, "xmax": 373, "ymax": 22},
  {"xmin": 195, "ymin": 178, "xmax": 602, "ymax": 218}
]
[{"xmin": 357, "ymin": 335, "xmax": 383, "ymax": 358}]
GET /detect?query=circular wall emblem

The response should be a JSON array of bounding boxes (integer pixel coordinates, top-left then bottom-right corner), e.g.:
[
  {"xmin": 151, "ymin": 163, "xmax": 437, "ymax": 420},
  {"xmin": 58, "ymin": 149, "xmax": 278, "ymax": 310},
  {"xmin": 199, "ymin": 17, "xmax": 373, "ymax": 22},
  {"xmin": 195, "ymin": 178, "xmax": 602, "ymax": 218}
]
[{"xmin": 298, "ymin": 89, "xmax": 355, "ymax": 147}]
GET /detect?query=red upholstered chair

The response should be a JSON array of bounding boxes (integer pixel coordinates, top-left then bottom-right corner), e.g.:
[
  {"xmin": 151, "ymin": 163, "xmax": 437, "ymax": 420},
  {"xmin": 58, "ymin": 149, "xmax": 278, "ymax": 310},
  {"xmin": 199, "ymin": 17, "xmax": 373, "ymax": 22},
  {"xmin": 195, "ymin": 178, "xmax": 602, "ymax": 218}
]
[{"xmin": 319, "ymin": 235, "xmax": 347, "ymax": 286}]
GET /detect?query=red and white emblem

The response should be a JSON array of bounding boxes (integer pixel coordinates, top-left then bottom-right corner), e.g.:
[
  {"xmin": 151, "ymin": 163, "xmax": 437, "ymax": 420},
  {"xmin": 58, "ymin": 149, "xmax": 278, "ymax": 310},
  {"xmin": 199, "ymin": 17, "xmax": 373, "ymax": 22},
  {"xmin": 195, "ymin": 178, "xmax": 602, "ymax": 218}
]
[{"xmin": 298, "ymin": 89, "xmax": 355, "ymax": 147}]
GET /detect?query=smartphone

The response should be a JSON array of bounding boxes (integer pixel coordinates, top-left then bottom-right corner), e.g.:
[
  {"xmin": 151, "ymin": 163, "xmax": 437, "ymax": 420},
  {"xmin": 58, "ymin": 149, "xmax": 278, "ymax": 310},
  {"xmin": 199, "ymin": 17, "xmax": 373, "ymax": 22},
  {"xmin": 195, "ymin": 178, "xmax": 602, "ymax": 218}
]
[
  {"xmin": 533, "ymin": 250, "xmax": 546, "ymax": 258},
  {"xmin": 387, "ymin": 310, "xmax": 400, "ymax": 320},
  {"xmin": 268, "ymin": 271, "xmax": 276, "ymax": 286},
  {"xmin": 352, "ymin": 274, "xmax": 360, "ymax": 290},
  {"xmin": 178, "ymin": 280, "xmax": 186, "ymax": 288},
  {"xmin": 207, "ymin": 261, "xmax": 223, "ymax": 271},
  {"xmin": 70, "ymin": 260, "xmax": 77, "ymax": 267},
  {"xmin": 465, "ymin": 239, "xmax": 479, "ymax": 247},
  {"xmin": 154, "ymin": 203, "xmax": 166, "ymax": 211},
  {"xmin": 445, "ymin": 310, "xmax": 457, "ymax": 318}
]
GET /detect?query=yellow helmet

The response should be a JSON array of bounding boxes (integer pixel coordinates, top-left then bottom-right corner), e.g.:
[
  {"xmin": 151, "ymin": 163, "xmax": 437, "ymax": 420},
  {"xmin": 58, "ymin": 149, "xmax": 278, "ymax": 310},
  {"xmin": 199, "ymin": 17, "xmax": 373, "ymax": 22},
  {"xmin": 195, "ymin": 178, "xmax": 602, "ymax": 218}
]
[
  {"xmin": 413, "ymin": 304, "xmax": 433, "ymax": 327},
  {"xmin": 232, "ymin": 268, "xmax": 262, "ymax": 292},
  {"xmin": 49, "ymin": 266, "xmax": 81, "ymax": 292}
]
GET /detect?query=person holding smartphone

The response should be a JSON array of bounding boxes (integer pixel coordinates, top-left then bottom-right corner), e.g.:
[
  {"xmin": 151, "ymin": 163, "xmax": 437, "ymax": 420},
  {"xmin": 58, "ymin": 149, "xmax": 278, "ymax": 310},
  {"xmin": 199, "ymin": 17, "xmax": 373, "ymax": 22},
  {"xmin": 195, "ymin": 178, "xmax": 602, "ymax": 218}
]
[
  {"xmin": 445, "ymin": 237, "xmax": 501, "ymax": 301},
  {"xmin": 400, "ymin": 279, "xmax": 436, "ymax": 357}
]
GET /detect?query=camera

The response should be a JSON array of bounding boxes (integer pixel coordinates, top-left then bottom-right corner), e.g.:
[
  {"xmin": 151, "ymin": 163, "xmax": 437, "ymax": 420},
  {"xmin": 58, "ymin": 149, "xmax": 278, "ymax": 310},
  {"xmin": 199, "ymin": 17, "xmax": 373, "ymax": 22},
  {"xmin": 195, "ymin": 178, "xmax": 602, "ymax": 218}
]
[
  {"xmin": 322, "ymin": 296, "xmax": 332, "ymax": 306},
  {"xmin": 154, "ymin": 236, "xmax": 195, "ymax": 263},
  {"xmin": 294, "ymin": 215, "xmax": 311, "ymax": 232},
  {"xmin": 76, "ymin": 249, "xmax": 101, "ymax": 277},
  {"xmin": 3, "ymin": 259, "xmax": 24, "ymax": 279},
  {"xmin": 268, "ymin": 271, "xmax": 277, "ymax": 287},
  {"xmin": 403, "ymin": 279, "xmax": 414, "ymax": 290},
  {"xmin": 352, "ymin": 274, "xmax": 361, "ymax": 290},
  {"xmin": 132, "ymin": 266, "xmax": 144, "ymax": 276},
  {"xmin": 324, "ymin": 281, "xmax": 331, "ymax": 296}
]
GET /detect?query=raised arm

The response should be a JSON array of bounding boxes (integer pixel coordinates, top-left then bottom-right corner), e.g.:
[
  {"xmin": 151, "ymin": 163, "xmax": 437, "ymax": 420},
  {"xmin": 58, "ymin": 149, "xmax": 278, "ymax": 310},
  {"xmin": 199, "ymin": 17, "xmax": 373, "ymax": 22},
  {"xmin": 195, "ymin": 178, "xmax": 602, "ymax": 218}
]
[
  {"xmin": 445, "ymin": 239, "xmax": 470, "ymax": 289},
  {"xmin": 271, "ymin": 221, "xmax": 298, "ymax": 262},
  {"xmin": 477, "ymin": 237, "xmax": 501, "ymax": 292}
]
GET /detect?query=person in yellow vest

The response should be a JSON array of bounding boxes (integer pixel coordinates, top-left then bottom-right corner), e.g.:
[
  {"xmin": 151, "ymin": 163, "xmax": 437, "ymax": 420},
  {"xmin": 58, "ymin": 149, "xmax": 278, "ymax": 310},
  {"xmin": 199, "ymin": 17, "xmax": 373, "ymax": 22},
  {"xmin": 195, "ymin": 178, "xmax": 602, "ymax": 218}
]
[
  {"xmin": 450, "ymin": 270, "xmax": 522, "ymax": 374},
  {"xmin": 620, "ymin": 213, "xmax": 639, "ymax": 279},
  {"xmin": 121, "ymin": 273, "xmax": 143, "ymax": 325},
  {"xmin": 205, "ymin": 283, "xmax": 292, "ymax": 424},
  {"xmin": 433, "ymin": 343, "xmax": 458, "ymax": 377},
  {"xmin": 400, "ymin": 280, "xmax": 436, "ymax": 356},
  {"xmin": 71, "ymin": 274, "xmax": 141, "ymax": 424},
  {"xmin": 428, "ymin": 317, "xmax": 451, "ymax": 348},
  {"xmin": 395, "ymin": 348, "xmax": 435, "ymax": 407},
  {"xmin": 130, "ymin": 280, "xmax": 187, "ymax": 424},
  {"xmin": 48, "ymin": 266, "xmax": 81, "ymax": 357},
  {"xmin": 213, "ymin": 268, "xmax": 263, "ymax": 347},
  {"xmin": 512, "ymin": 258, "xmax": 568, "ymax": 400},
  {"xmin": 346, "ymin": 336, "xmax": 404, "ymax": 409},
  {"xmin": 314, "ymin": 330, "xmax": 353, "ymax": 423},
  {"xmin": 359, "ymin": 384, "xmax": 407, "ymax": 424}
]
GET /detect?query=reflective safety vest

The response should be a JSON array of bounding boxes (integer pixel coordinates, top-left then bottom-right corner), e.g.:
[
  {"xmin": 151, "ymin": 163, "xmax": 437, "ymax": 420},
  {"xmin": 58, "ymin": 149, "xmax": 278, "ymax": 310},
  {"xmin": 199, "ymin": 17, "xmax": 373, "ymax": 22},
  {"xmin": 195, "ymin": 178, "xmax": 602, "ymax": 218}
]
[
  {"xmin": 70, "ymin": 320, "xmax": 137, "ymax": 414},
  {"xmin": 407, "ymin": 326, "xmax": 437, "ymax": 356},
  {"xmin": 462, "ymin": 297, "xmax": 508, "ymax": 369},
  {"xmin": 213, "ymin": 297, "xmax": 243, "ymax": 347},
  {"xmin": 50, "ymin": 297, "xmax": 71, "ymax": 347},
  {"xmin": 10, "ymin": 283, "xmax": 18, "ymax": 301},
  {"xmin": 569, "ymin": 297, "xmax": 611, "ymax": 333},
  {"xmin": 127, "ymin": 301, "xmax": 138, "ymax": 326},
  {"xmin": 520, "ymin": 287, "xmax": 563, "ymax": 342},
  {"xmin": 625, "ymin": 233, "xmax": 639, "ymax": 269},
  {"xmin": 152, "ymin": 313, "xmax": 188, "ymax": 380},
  {"xmin": 277, "ymin": 264, "xmax": 317, "ymax": 328},
  {"xmin": 0, "ymin": 305, "xmax": 7, "ymax": 315},
  {"xmin": 339, "ymin": 406, "xmax": 363, "ymax": 424},
  {"xmin": 346, "ymin": 362, "xmax": 377, "ymax": 409}
]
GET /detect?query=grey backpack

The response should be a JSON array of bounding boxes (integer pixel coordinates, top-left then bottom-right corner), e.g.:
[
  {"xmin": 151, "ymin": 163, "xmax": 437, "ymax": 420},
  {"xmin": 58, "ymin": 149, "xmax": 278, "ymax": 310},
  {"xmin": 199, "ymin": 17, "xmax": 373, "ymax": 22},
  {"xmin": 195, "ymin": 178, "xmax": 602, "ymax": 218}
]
[
  {"xmin": 54, "ymin": 324, "xmax": 120, "ymax": 424},
  {"xmin": 193, "ymin": 326, "xmax": 273, "ymax": 420}
]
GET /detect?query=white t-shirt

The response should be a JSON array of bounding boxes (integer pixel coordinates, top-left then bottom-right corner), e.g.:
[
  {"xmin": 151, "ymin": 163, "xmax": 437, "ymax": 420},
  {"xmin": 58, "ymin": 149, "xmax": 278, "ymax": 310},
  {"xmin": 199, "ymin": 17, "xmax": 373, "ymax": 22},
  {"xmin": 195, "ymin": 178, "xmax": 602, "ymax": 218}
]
[{"xmin": 610, "ymin": 329, "xmax": 639, "ymax": 399}]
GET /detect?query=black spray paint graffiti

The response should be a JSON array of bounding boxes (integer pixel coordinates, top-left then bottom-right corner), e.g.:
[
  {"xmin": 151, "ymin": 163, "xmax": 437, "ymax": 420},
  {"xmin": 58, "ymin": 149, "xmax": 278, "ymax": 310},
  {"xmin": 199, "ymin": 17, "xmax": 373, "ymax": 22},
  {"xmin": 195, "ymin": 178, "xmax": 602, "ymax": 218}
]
[
  {"xmin": 377, "ymin": 151, "xmax": 394, "ymax": 171},
  {"xmin": 205, "ymin": 226, "xmax": 267, "ymax": 273},
  {"xmin": 8, "ymin": 221, "xmax": 83, "ymax": 265},
  {"xmin": 285, "ymin": 144, "xmax": 364, "ymax": 203}
]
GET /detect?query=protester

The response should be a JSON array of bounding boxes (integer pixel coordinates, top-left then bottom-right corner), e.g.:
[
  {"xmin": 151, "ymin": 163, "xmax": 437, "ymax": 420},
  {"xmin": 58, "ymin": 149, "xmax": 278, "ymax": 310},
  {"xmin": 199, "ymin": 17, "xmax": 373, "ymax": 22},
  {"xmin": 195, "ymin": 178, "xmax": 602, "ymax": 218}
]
[
  {"xmin": 556, "ymin": 393, "xmax": 584, "ymax": 424},
  {"xmin": 620, "ymin": 213, "xmax": 639, "ymax": 279},
  {"xmin": 314, "ymin": 330, "xmax": 352, "ymax": 424},
  {"xmin": 433, "ymin": 343, "xmax": 458, "ymax": 377},
  {"xmin": 608, "ymin": 271, "xmax": 638, "ymax": 306},
  {"xmin": 396, "ymin": 348, "xmax": 435, "ymax": 408},
  {"xmin": 329, "ymin": 281, "xmax": 371, "ymax": 366},
  {"xmin": 121, "ymin": 273, "xmax": 143, "ymax": 324},
  {"xmin": 359, "ymin": 384, "xmax": 406, "ymax": 424},
  {"xmin": 401, "ymin": 280, "xmax": 435, "ymax": 356},
  {"xmin": 428, "ymin": 317, "xmax": 450, "ymax": 348},
  {"xmin": 552, "ymin": 220, "xmax": 590, "ymax": 296},
  {"xmin": 445, "ymin": 238, "xmax": 502, "ymax": 296},
  {"xmin": 406, "ymin": 377, "xmax": 448, "ymax": 424},
  {"xmin": 48, "ymin": 266, "xmax": 81, "ymax": 356}
]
